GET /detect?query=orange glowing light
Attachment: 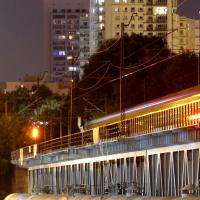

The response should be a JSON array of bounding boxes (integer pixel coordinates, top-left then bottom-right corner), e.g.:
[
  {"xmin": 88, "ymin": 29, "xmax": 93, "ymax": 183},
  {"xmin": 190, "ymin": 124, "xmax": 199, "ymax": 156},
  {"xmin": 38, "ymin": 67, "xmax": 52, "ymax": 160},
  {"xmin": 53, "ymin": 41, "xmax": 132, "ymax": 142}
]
[{"xmin": 32, "ymin": 127, "xmax": 39, "ymax": 139}]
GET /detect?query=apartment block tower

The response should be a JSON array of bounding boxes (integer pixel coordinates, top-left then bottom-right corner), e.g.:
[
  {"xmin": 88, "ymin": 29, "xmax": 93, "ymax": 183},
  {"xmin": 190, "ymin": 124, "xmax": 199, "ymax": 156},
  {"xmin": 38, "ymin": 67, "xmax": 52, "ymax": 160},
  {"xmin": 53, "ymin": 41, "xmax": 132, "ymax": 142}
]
[
  {"xmin": 89, "ymin": 0, "xmax": 178, "ymax": 53},
  {"xmin": 172, "ymin": 14, "xmax": 200, "ymax": 53},
  {"xmin": 43, "ymin": 0, "xmax": 89, "ymax": 82},
  {"xmin": 89, "ymin": 0, "xmax": 105, "ymax": 55}
]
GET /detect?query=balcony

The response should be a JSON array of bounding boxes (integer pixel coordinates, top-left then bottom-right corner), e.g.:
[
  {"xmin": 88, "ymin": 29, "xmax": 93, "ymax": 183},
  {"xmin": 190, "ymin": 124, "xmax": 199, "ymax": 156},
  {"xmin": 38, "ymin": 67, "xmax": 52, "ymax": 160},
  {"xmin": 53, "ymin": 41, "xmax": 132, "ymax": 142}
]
[
  {"xmin": 146, "ymin": 18, "xmax": 153, "ymax": 23},
  {"xmin": 146, "ymin": 0, "xmax": 153, "ymax": 5},
  {"xmin": 154, "ymin": 0, "xmax": 167, "ymax": 6},
  {"xmin": 155, "ymin": 16, "xmax": 167, "ymax": 23},
  {"xmin": 146, "ymin": 10, "xmax": 153, "ymax": 15},
  {"xmin": 146, "ymin": 26, "xmax": 153, "ymax": 31}
]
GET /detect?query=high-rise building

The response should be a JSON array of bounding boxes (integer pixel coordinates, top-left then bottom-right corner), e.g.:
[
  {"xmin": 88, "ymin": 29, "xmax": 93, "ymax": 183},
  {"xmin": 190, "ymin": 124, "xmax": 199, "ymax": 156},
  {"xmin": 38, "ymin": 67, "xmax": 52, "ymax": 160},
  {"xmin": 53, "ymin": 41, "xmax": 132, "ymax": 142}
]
[
  {"xmin": 89, "ymin": 0, "xmax": 178, "ymax": 53},
  {"xmin": 79, "ymin": 14, "xmax": 90, "ymax": 79},
  {"xmin": 89, "ymin": 0, "xmax": 105, "ymax": 55},
  {"xmin": 105, "ymin": 0, "xmax": 177, "ymax": 49},
  {"xmin": 172, "ymin": 14, "xmax": 200, "ymax": 53},
  {"xmin": 43, "ymin": 0, "xmax": 89, "ymax": 82}
]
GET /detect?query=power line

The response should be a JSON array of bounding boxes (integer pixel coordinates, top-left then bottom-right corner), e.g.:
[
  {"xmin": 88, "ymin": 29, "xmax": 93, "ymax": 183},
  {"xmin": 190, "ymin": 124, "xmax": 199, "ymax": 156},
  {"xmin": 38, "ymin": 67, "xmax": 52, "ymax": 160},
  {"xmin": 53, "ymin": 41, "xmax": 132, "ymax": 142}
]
[
  {"xmin": 77, "ymin": 61, "xmax": 110, "ymax": 85},
  {"xmin": 76, "ymin": 63, "xmax": 111, "ymax": 91},
  {"xmin": 112, "ymin": 48, "xmax": 166, "ymax": 70},
  {"xmin": 73, "ymin": 53, "xmax": 183, "ymax": 101},
  {"xmin": 90, "ymin": 38, "xmax": 121, "ymax": 55},
  {"xmin": 177, "ymin": 0, "xmax": 188, "ymax": 8}
]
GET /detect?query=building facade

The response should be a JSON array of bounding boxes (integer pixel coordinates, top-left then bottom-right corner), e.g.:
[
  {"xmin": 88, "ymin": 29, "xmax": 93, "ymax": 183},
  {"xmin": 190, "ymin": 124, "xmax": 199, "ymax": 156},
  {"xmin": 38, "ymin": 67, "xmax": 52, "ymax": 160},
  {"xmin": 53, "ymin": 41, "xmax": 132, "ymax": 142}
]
[
  {"xmin": 43, "ymin": 0, "xmax": 89, "ymax": 82},
  {"xmin": 89, "ymin": 0, "xmax": 199, "ymax": 54},
  {"xmin": 88, "ymin": 0, "xmax": 180, "ymax": 53},
  {"xmin": 79, "ymin": 14, "xmax": 90, "ymax": 79},
  {"xmin": 172, "ymin": 14, "xmax": 200, "ymax": 53},
  {"xmin": 89, "ymin": 0, "xmax": 105, "ymax": 55}
]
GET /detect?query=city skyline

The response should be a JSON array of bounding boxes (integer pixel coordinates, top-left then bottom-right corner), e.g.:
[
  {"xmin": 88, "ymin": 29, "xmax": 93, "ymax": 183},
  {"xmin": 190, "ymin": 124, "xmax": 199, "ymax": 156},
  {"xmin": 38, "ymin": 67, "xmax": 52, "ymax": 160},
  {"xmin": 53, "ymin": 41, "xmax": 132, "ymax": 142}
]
[{"xmin": 0, "ymin": 0, "xmax": 199, "ymax": 82}]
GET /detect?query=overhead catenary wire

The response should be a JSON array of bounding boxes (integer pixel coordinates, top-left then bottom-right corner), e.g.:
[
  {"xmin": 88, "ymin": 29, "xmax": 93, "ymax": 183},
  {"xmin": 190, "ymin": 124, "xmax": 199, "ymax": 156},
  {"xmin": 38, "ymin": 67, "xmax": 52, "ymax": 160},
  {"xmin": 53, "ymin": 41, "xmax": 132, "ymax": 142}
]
[
  {"xmin": 112, "ymin": 47, "xmax": 166, "ymax": 70},
  {"xmin": 73, "ymin": 53, "xmax": 183, "ymax": 101},
  {"xmin": 177, "ymin": 0, "xmax": 188, "ymax": 8},
  {"xmin": 76, "ymin": 63, "xmax": 111, "ymax": 91},
  {"xmin": 77, "ymin": 61, "xmax": 110, "ymax": 85},
  {"xmin": 90, "ymin": 38, "xmax": 121, "ymax": 55},
  {"xmin": 77, "ymin": 30, "xmax": 178, "ymax": 88}
]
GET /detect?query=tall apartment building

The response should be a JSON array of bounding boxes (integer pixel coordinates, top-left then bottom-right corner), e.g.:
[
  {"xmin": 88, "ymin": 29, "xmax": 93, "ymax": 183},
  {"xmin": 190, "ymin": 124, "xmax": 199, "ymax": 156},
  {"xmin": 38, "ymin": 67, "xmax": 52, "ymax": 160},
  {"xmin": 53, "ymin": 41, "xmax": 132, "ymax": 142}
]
[
  {"xmin": 105, "ymin": 0, "xmax": 177, "ymax": 49},
  {"xmin": 89, "ymin": 0, "xmax": 178, "ymax": 53},
  {"xmin": 79, "ymin": 14, "xmax": 90, "ymax": 79},
  {"xmin": 172, "ymin": 14, "xmax": 200, "ymax": 53},
  {"xmin": 43, "ymin": 0, "xmax": 89, "ymax": 82},
  {"xmin": 89, "ymin": 0, "xmax": 105, "ymax": 55}
]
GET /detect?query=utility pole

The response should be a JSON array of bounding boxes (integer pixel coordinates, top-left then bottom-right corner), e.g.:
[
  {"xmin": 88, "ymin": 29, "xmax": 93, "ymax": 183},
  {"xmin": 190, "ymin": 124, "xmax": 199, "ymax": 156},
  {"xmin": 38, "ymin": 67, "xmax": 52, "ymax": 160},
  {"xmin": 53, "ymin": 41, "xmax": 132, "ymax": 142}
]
[
  {"xmin": 120, "ymin": 13, "xmax": 137, "ymax": 137},
  {"xmin": 4, "ymin": 89, "xmax": 7, "ymax": 116},
  {"xmin": 120, "ymin": 22, "xmax": 125, "ymax": 136}
]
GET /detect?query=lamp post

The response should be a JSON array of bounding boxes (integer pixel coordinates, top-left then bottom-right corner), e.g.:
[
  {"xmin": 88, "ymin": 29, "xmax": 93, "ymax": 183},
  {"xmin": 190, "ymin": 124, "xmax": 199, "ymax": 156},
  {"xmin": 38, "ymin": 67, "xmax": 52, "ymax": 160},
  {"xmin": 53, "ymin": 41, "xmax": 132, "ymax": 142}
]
[
  {"xmin": 67, "ymin": 34, "xmax": 74, "ymax": 145},
  {"xmin": 120, "ymin": 13, "xmax": 137, "ymax": 136},
  {"xmin": 32, "ymin": 126, "xmax": 39, "ymax": 144}
]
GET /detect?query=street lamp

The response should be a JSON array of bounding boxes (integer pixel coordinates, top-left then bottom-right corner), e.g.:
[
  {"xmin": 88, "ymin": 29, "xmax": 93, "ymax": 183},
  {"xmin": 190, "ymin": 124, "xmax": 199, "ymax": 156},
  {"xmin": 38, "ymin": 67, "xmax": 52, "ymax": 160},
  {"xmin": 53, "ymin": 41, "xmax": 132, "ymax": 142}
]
[
  {"xmin": 67, "ymin": 34, "xmax": 74, "ymax": 145},
  {"xmin": 31, "ymin": 126, "xmax": 39, "ymax": 144}
]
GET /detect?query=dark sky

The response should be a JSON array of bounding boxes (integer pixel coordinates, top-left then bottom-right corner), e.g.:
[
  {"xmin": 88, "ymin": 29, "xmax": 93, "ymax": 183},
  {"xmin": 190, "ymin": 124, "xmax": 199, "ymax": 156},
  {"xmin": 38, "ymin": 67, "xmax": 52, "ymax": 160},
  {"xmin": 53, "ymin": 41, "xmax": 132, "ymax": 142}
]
[
  {"xmin": 0, "ymin": 0, "xmax": 198, "ymax": 82},
  {"xmin": 0, "ymin": 0, "xmax": 43, "ymax": 81},
  {"xmin": 178, "ymin": 0, "xmax": 200, "ymax": 18}
]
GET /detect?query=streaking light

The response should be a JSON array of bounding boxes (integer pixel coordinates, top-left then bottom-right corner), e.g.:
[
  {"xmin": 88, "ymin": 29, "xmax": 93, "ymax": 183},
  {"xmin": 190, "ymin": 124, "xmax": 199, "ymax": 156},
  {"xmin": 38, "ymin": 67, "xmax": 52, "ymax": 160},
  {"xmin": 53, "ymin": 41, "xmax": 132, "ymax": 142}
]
[{"xmin": 188, "ymin": 114, "xmax": 200, "ymax": 120}]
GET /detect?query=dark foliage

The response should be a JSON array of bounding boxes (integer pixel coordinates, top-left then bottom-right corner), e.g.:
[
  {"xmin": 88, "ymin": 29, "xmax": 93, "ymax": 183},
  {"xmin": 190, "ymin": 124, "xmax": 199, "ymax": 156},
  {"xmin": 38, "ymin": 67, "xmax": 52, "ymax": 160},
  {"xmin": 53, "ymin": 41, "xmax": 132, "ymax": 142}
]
[{"xmin": 73, "ymin": 34, "xmax": 198, "ymax": 122}]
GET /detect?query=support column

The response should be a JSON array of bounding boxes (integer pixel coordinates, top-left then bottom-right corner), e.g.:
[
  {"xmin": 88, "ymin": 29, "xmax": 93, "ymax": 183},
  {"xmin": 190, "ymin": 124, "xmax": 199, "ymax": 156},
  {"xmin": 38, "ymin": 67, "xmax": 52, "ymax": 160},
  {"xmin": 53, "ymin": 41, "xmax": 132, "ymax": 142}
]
[{"xmin": 90, "ymin": 162, "xmax": 95, "ymax": 195}]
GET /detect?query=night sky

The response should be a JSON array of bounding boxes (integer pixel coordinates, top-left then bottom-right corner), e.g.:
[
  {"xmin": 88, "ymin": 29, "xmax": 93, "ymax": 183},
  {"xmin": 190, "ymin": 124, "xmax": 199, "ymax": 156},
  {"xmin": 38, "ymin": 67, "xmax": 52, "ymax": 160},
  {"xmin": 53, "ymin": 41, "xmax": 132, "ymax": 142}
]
[{"xmin": 0, "ymin": 0, "xmax": 199, "ymax": 82}]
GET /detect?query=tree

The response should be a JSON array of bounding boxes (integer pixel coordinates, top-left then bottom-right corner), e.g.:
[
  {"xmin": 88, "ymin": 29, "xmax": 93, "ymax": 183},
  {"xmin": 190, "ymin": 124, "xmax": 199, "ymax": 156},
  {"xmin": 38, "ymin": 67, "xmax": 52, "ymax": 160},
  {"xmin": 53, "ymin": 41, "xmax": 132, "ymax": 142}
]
[
  {"xmin": 73, "ymin": 34, "xmax": 198, "ymax": 122},
  {"xmin": 0, "ymin": 84, "xmax": 67, "ymax": 198}
]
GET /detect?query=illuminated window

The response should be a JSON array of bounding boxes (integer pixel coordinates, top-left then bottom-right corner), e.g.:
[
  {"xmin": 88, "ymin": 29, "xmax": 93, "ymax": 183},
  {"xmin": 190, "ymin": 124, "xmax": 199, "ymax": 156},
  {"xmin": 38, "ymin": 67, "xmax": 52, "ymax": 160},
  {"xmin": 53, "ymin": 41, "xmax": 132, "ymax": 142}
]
[
  {"xmin": 122, "ymin": 0, "xmax": 127, "ymax": 2},
  {"xmin": 115, "ymin": 7, "xmax": 120, "ymax": 12},
  {"xmin": 68, "ymin": 66, "xmax": 78, "ymax": 71},
  {"xmin": 115, "ymin": 0, "xmax": 119, "ymax": 2},
  {"xmin": 52, "ymin": 51, "xmax": 66, "ymax": 56},
  {"xmin": 99, "ymin": 15, "xmax": 103, "ymax": 22},
  {"xmin": 98, "ymin": 0, "xmax": 104, "ymax": 5},
  {"xmin": 154, "ymin": 7, "xmax": 167, "ymax": 15},
  {"xmin": 57, "ymin": 35, "xmax": 66, "ymax": 40},
  {"xmin": 99, "ymin": 23, "xmax": 104, "ymax": 29},
  {"xmin": 99, "ymin": 7, "xmax": 104, "ymax": 12}
]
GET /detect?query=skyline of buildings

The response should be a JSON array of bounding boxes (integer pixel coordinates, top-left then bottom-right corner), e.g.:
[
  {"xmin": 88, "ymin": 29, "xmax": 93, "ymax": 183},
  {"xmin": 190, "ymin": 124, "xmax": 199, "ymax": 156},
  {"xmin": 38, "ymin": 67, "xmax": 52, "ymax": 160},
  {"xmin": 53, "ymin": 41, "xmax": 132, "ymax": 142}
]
[
  {"xmin": 43, "ymin": 0, "xmax": 89, "ymax": 83},
  {"xmin": 1, "ymin": 0, "xmax": 197, "ymax": 85},
  {"xmin": 41, "ymin": 0, "xmax": 200, "ymax": 85}
]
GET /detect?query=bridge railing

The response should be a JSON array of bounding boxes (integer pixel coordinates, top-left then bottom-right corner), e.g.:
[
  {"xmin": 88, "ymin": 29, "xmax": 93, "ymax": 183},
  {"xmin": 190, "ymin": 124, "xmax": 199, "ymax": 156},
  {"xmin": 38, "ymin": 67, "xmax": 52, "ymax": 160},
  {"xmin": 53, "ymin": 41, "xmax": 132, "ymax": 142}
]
[
  {"xmin": 11, "ymin": 98, "xmax": 200, "ymax": 164},
  {"xmin": 11, "ymin": 129, "xmax": 94, "ymax": 163}
]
